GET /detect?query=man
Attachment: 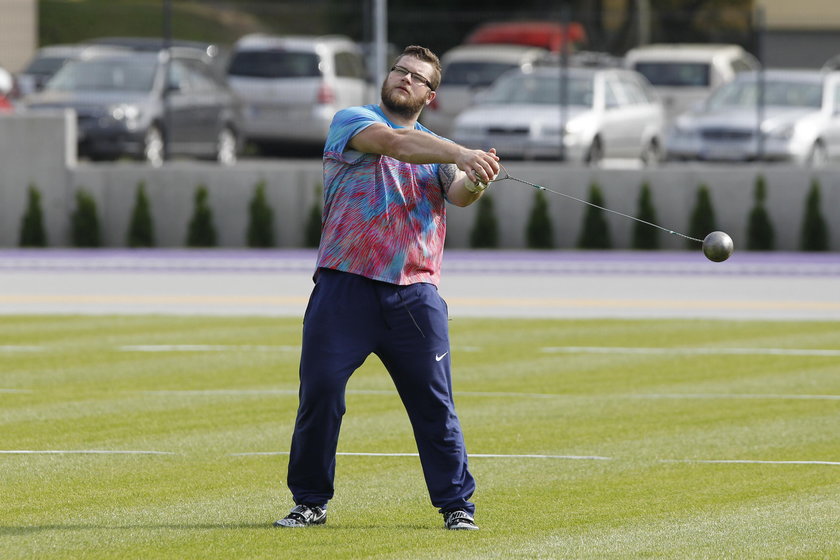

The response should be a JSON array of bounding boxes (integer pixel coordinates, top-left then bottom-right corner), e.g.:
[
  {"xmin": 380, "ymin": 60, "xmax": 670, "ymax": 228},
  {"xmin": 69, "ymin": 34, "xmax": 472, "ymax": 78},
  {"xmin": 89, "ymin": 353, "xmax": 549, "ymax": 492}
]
[{"xmin": 275, "ymin": 45, "xmax": 500, "ymax": 531}]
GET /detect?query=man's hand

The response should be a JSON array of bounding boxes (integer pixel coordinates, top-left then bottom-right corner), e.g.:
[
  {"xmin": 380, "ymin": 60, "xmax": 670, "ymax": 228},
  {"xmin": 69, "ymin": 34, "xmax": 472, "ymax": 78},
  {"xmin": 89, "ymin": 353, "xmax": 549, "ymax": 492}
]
[{"xmin": 455, "ymin": 148, "xmax": 500, "ymax": 188}]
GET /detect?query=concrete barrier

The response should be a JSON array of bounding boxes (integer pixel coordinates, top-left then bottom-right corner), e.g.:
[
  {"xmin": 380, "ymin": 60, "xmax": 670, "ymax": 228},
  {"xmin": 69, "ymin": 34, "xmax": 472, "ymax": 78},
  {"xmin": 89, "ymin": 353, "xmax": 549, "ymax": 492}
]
[{"xmin": 1, "ymin": 113, "xmax": 838, "ymax": 250}]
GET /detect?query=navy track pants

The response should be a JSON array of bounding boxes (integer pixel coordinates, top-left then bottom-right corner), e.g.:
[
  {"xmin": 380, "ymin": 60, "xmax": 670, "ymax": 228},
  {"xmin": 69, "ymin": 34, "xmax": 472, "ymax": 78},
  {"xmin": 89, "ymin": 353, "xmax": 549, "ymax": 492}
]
[{"xmin": 287, "ymin": 268, "xmax": 476, "ymax": 514}]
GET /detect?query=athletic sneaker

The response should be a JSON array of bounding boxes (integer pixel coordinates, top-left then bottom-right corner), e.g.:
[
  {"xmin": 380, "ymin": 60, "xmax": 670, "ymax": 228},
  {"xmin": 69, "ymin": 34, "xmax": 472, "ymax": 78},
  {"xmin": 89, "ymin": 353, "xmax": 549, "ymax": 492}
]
[
  {"xmin": 443, "ymin": 509, "xmax": 479, "ymax": 530},
  {"xmin": 274, "ymin": 504, "xmax": 327, "ymax": 528}
]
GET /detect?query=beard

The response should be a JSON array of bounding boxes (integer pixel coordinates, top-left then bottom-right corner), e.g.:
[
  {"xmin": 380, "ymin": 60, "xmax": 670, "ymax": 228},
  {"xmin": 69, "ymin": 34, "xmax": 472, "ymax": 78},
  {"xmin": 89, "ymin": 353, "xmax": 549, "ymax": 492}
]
[{"xmin": 380, "ymin": 81, "xmax": 427, "ymax": 119}]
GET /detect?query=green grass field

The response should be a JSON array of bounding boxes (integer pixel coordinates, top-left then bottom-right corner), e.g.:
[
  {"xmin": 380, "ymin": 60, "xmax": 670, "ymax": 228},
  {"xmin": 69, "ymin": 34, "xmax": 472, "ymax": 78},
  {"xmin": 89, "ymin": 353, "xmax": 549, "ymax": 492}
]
[{"xmin": 2, "ymin": 315, "xmax": 839, "ymax": 559}]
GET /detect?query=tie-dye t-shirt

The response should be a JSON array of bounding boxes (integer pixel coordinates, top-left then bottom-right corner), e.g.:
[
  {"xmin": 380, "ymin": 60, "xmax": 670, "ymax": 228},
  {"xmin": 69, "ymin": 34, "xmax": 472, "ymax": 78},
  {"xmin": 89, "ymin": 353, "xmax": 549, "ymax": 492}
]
[{"xmin": 317, "ymin": 104, "xmax": 447, "ymax": 286}]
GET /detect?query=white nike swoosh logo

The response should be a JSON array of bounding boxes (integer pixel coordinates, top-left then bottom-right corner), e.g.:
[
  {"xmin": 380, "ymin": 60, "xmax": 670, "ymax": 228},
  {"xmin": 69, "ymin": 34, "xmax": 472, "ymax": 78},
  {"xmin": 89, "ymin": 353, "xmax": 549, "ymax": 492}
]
[{"xmin": 435, "ymin": 352, "xmax": 448, "ymax": 361}]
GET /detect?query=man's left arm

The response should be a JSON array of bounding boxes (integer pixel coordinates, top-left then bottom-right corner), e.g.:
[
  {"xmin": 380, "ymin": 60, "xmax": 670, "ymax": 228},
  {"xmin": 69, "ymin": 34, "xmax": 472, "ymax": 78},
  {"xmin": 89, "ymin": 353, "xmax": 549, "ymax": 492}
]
[{"xmin": 437, "ymin": 163, "xmax": 493, "ymax": 207}]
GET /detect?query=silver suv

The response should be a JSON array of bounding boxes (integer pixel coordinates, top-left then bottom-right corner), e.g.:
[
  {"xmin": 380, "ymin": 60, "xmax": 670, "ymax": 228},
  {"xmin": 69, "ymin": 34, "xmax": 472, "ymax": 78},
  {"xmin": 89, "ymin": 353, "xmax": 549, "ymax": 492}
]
[
  {"xmin": 226, "ymin": 34, "xmax": 370, "ymax": 151},
  {"xmin": 624, "ymin": 44, "xmax": 759, "ymax": 122}
]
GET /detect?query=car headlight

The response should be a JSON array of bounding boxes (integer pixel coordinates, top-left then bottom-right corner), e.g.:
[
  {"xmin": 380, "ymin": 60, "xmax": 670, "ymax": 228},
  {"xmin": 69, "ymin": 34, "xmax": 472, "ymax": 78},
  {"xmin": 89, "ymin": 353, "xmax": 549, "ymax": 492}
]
[
  {"xmin": 669, "ymin": 122, "xmax": 695, "ymax": 139},
  {"xmin": 765, "ymin": 123, "xmax": 794, "ymax": 140},
  {"xmin": 110, "ymin": 104, "xmax": 142, "ymax": 127}
]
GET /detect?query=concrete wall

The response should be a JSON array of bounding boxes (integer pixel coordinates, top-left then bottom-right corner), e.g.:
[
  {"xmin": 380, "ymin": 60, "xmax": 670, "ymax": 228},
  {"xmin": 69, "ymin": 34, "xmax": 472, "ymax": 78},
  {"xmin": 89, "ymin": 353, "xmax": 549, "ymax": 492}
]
[{"xmin": 1, "ymin": 112, "xmax": 839, "ymax": 251}]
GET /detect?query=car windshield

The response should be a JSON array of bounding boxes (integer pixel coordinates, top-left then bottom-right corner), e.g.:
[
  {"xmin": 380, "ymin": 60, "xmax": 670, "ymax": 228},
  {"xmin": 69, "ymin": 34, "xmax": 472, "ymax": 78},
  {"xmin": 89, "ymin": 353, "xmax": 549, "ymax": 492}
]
[
  {"xmin": 634, "ymin": 62, "xmax": 711, "ymax": 87},
  {"xmin": 441, "ymin": 62, "xmax": 520, "ymax": 87},
  {"xmin": 24, "ymin": 56, "xmax": 70, "ymax": 76},
  {"xmin": 706, "ymin": 79, "xmax": 823, "ymax": 109},
  {"xmin": 47, "ymin": 58, "xmax": 158, "ymax": 92},
  {"xmin": 227, "ymin": 51, "xmax": 321, "ymax": 78},
  {"xmin": 482, "ymin": 73, "xmax": 594, "ymax": 106}
]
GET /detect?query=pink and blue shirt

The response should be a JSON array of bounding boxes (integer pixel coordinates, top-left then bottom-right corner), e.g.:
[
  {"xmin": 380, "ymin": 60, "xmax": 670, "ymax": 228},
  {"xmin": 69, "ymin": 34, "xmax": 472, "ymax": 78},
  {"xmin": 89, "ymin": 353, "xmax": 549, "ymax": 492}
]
[{"xmin": 317, "ymin": 104, "xmax": 448, "ymax": 286}]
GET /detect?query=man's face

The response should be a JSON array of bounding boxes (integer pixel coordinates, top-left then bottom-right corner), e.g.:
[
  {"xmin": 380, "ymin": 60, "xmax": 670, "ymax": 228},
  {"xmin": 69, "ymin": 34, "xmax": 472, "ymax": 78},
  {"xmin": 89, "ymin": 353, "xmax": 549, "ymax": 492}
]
[{"xmin": 380, "ymin": 56, "xmax": 436, "ymax": 119}]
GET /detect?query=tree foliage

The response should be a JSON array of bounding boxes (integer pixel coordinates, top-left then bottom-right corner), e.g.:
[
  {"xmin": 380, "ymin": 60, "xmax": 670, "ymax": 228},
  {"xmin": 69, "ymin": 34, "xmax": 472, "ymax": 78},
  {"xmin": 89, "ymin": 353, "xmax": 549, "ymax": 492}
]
[
  {"xmin": 19, "ymin": 184, "xmax": 47, "ymax": 248},
  {"xmin": 746, "ymin": 175, "xmax": 774, "ymax": 251},
  {"xmin": 577, "ymin": 182, "xmax": 611, "ymax": 249},
  {"xmin": 127, "ymin": 181, "xmax": 155, "ymax": 248},
  {"xmin": 632, "ymin": 182, "xmax": 659, "ymax": 250},
  {"xmin": 470, "ymin": 194, "xmax": 499, "ymax": 249}
]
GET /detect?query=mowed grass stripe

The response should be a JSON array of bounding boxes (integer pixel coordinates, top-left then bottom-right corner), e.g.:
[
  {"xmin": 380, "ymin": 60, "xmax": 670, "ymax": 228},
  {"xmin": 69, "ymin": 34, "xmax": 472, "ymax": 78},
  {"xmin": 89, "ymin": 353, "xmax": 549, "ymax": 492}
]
[{"xmin": 1, "ymin": 315, "xmax": 839, "ymax": 559}]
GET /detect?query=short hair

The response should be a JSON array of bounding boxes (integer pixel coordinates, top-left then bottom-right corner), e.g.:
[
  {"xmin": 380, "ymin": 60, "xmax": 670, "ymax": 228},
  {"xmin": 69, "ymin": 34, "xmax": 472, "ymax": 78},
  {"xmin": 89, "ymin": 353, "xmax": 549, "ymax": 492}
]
[{"xmin": 395, "ymin": 45, "xmax": 442, "ymax": 91}]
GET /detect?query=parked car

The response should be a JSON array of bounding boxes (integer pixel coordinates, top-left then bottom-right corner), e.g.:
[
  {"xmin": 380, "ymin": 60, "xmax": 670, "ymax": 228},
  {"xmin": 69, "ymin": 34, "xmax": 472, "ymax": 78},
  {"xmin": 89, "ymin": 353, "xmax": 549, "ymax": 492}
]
[
  {"xmin": 665, "ymin": 69, "xmax": 840, "ymax": 166},
  {"xmin": 16, "ymin": 44, "xmax": 131, "ymax": 96},
  {"xmin": 84, "ymin": 37, "xmax": 228, "ymax": 79},
  {"xmin": 452, "ymin": 66, "xmax": 665, "ymax": 165},
  {"xmin": 23, "ymin": 47, "xmax": 243, "ymax": 166},
  {"xmin": 464, "ymin": 21, "xmax": 587, "ymax": 53},
  {"xmin": 624, "ymin": 44, "xmax": 759, "ymax": 122},
  {"xmin": 421, "ymin": 44, "xmax": 549, "ymax": 138},
  {"xmin": 226, "ymin": 34, "xmax": 370, "ymax": 151}
]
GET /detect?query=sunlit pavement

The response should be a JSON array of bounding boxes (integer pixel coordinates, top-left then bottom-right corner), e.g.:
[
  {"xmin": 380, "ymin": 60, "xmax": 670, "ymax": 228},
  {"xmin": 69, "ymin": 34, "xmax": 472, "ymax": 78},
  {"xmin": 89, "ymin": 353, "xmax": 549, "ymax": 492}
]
[{"xmin": 1, "ymin": 249, "xmax": 839, "ymax": 320}]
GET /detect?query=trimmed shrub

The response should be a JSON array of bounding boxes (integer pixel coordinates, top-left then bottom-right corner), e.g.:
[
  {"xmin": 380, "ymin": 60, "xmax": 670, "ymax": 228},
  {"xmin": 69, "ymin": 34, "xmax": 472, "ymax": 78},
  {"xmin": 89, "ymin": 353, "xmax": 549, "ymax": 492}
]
[
  {"xmin": 186, "ymin": 185, "xmax": 217, "ymax": 247},
  {"xmin": 577, "ymin": 182, "xmax": 611, "ymax": 249},
  {"xmin": 632, "ymin": 182, "xmax": 659, "ymax": 250},
  {"xmin": 19, "ymin": 184, "xmax": 47, "ymax": 247},
  {"xmin": 304, "ymin": 183, "xmax": 323, "ymax": 248},
  {"xmin": 800, "ymin": 178, "xmax": 829, "ymax": 251},
  {"xmin": 127, "ymin": 181, "xmax": 155, "ymax": 248},
  {"xmin": 687, "ymin": 184, "xmax": 717, "ymax": 249},
  {"xmin": 247, "ymin": 180, "xmax": 276, "ymax": 248},
  {"xmin": 71, "ymin": 189, "xmax": 101, "ymax": 247},
  {"xmin": 469, "ymin": 194, "xmax": 499, "ymax": 248},
  {"xmin": 526, "ymin": 189, "xmax": 554, "ymax": 249},
  {"xmin": 746, "ymin": 175, "xmax": 774, "ymax": 251}
]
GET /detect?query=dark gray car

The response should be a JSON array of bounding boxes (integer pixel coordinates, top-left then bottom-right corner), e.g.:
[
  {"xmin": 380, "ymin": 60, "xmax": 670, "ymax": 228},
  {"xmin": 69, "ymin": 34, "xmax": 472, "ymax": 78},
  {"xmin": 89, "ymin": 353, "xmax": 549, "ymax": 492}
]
[{"xmin": 24, "ymin": 48, "xmax": 243, "ymax": 166}]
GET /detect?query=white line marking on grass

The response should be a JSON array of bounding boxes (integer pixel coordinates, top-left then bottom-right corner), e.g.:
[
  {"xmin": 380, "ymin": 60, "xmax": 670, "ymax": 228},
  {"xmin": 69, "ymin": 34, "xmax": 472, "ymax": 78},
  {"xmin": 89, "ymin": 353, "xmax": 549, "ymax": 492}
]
[
  {"xmin": 120, "ymin": 345, "xmax": 299, "ymax": 352},
  {"xmin": 0, "ymin": 450, "xmax": 175, "ymax": 455},
  {"xmin": 0, "ymin": 346, "xmax": 45, "ymax": 352},
  {"xmin": 136, "ymin": 389, "xmax": 840, "ymax": 401},
  {"xmin": 0, "ymin": 388, "xmax": 33, "ymax": 393},
  {"xmin": 229, "ymin": 451, "xmax": 612, "ymax": 460},
  {"xmin": 542, "ymin": 346, "xmax": 840, "ymax": 357},
  {"xmin": 629, "ymin": 393, "xmax": 840, "ymax": 401},
  {"xmin": 141, "ymin": 389, "xmax": 299, "ymax": 396},
  {"xmin": 661, "ymin": 459, "xmax": 840, "ymax": 467}
]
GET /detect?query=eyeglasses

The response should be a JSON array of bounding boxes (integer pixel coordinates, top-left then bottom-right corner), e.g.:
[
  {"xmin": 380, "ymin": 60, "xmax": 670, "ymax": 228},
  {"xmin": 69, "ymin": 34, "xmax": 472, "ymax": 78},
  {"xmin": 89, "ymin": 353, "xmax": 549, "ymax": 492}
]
[{"xmin": 390, "ymin": 65, "xmax": 434, "ymax": 90}]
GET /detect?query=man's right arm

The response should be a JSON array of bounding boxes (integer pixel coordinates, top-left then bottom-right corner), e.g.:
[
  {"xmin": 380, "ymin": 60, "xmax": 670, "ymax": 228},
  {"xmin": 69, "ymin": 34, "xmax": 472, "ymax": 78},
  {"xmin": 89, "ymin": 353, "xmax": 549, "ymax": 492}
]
[{"xmin": 349, "ymin": 123, "xmax": 500, "ymax": 187}]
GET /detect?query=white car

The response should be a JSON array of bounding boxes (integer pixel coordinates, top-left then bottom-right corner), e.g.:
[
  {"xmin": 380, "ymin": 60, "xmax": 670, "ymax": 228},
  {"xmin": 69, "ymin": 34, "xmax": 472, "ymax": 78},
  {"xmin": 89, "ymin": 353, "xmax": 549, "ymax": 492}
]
[
  {"xmin": 226, "ymin": 34, "xmax": 370, "ymax": 151},
  {"xmin": 666, "ymin": 69, "xmax": 840, "ymax": 166},
  {"xmin": 421, "ymin": 44, "xmax": 549, "ymax": 138},
  {"xmin": 452, "ymin": 66, "xmax": 665, "ymax": 165},
  {"xmin": 624, "ymin": 44, "xmax": 759, "ymax": 122}
]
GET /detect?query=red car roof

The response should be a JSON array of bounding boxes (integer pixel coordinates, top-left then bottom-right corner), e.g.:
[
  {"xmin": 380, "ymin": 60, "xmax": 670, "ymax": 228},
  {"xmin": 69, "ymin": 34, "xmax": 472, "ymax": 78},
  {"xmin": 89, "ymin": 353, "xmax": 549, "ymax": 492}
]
[{"xmin": 465, "ymin": 21, "xmax": 587, "ymax": 52}]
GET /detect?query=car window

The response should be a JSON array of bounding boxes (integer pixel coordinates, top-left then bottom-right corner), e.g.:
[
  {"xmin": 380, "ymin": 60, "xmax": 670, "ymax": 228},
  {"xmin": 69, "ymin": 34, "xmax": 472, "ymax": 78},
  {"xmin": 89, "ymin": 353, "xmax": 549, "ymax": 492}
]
[
  {"xmin": 707, "ymin": 79, "xmax": 823, "ymax": 109},
  {"xmin": 618, "ymin": 76, "xmax": 649, "ymax": 105},
  {"xmin": 334, "ymin": 51, "xmax": 365, "ymax": 79},
  {"xmin": 24, "ymin": 56, "xmax": 70, "ymax": 76},
  {"xmin": 483, "ymin": 73, "xmax": 593, "ymax": 106},
  {"xmin": 731, "ymin": 58, "xmax": 756, "ymax": 74},
  {"xmin": 48, "ymin": 58, "xmax": 157, "ymax": 92},
  {"xmin": 178, "ymin": 59, "xmax": 219, "ymax": 91},
  {"xmin": 441, "ymin": 62, "xmax": 520, "ymax": 87},
  {"xmin": 633, "ymin": 62, "xmax": 711, "ymax": 87},
  {"xmin": 604, "ymin": 80, "xmax": 622, "ymax": 107},
  {"xmin": 227, "ymin": 50, "xmax": 321, "ymax": 79}
]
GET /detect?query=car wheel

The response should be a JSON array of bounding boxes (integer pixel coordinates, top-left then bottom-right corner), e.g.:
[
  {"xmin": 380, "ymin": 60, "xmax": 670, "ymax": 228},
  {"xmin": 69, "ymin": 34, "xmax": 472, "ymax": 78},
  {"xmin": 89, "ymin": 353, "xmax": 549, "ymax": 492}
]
[
  {"xmin": 143, "ymin": 126, "xmax": 165, "ymax": 167},
  {"xmin": 585, "ymin": 137, "xmax": 603, "ymax": 166},
  {"xmin": 807, "ymin": 141, "xmax": 827, "ymax": 167},
  {"xmin": 641, "ymin": 139, "xmax": 662, "ymax": 167},
  {"xmin": 216, "ymin": 126, "xmax": 238, "ymax": 166}
]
